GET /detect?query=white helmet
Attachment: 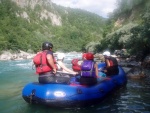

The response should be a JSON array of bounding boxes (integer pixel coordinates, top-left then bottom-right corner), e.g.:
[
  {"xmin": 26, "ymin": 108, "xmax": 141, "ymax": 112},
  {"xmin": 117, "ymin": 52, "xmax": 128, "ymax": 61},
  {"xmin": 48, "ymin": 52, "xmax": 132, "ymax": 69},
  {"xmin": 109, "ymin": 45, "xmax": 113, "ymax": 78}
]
[
  {"xmin": 103, "ymin": 51, "xmax": 110, "ymax": 56},
  {"xmin": 57, "ymin": 53, "xmax": 65, "ymax": 59}
]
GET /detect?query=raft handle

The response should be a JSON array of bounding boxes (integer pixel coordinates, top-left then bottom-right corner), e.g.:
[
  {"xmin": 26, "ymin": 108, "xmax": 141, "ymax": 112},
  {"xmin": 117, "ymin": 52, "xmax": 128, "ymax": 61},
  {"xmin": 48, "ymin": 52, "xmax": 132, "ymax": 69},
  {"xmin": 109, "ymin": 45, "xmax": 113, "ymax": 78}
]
[
  {"xmin": 29, "ymin": 89, "xmax": 36, "ymax": 104},
  {"xmin": 77, "ymin": 88, "xmax": 82, "ymax": 94},
  {"xmin": 99, "ymin": 88, "xmax": 104, "ymax": 93}
]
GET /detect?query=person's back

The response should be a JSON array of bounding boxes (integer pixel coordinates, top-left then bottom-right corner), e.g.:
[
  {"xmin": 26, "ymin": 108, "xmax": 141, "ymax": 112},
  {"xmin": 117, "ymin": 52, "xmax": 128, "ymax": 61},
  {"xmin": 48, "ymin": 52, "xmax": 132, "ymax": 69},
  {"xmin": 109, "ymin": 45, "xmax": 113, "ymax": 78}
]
[
  {"xmin": 80, "ymin": 53, "xmax": 98, "ymax": 85},
  {"xmin": 103, "ymin": 51, "xmax": 119, "ymax": 76},
  {"xmin": 106, "ymin": 56, "xmax": 119, "ymax": 76},
  {"xmin": 33, "ymin": 42, "xmax": 57, "ymax": 84}
]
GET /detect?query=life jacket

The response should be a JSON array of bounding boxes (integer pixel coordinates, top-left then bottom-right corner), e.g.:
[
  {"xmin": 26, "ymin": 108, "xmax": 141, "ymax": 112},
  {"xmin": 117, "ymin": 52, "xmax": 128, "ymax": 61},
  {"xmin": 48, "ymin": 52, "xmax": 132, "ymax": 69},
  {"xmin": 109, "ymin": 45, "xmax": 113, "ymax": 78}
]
[
  {"xmin": 107, "ymin": 56, "xmax": 118, "ymax": 67},
  {"xmin": 33, "ymin": 51, "xmax": 56, "ymax": 74},
  {"xmin": 81, "ymin": 60, "xmax": 96, "ymax": 77},
  {"xmin": 71, "ymin": 58, "xmax": 81, "ymax": 71}
]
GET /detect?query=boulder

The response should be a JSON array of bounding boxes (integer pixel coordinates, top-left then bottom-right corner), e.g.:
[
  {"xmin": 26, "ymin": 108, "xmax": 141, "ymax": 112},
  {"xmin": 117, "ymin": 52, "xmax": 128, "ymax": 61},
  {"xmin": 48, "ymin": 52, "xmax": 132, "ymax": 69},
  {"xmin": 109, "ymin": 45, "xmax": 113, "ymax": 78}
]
[
  {"xmin": 126, "ymin": 66, "xmax": 146, "ymax": 79},
  {"xmin": 142, "ymin": 54, "xmax": 150, "ymax": 68},
  {"xmin": 0, "ymin": 50, "xmax": 35, "ymax": 60}
]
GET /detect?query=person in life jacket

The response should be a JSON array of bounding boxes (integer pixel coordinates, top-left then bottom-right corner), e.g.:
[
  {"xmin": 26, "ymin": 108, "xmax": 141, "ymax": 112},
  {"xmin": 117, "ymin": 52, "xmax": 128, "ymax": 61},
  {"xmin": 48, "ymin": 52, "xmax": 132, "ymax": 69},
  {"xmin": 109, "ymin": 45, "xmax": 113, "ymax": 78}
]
[
  {"xmin": 102, "ymin": 51, "xmax": 119, "ymax": 76},
  {"xmin": 71, "ymin": 58, "xmax": 81, "ymax": 72},
  {"xmin": 57, "ymin": 53, "xmax": 78, "ymax": 75},
  {"xmin": 80, "ymin": 52, "xmax": 98, "ymax": 85},
  {"xmin": 71, "ymin": 52, "xmax": 89, "ymax": 73},
  {"xmin": 34, "ymin": 42, "xmax": 57, "ymax": 84}
]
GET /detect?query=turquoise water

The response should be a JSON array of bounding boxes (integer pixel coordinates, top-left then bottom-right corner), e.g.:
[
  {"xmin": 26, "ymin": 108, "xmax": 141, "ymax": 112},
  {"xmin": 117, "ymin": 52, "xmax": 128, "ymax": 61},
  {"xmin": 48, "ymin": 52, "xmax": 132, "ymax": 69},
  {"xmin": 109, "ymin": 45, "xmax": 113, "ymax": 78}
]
[{"xmin": 0, "ymin": 58, "xmax": 150, "ymax": 113}]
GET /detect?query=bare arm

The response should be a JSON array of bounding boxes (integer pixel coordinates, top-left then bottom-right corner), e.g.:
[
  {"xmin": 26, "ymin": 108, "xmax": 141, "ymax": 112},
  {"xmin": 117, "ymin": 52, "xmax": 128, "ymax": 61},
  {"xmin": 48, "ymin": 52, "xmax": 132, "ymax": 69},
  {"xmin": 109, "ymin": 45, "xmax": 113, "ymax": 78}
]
[
  {"xmin": 58, "ymin": 61, "xmax": 77, "ymax": 74},
  {"xmin": 47, "ymin": 54, "xmax": 56, "ymax": 74},
  {"xmin": 105, "ymin": 59, "xmax": 110, "ymax": 67}
]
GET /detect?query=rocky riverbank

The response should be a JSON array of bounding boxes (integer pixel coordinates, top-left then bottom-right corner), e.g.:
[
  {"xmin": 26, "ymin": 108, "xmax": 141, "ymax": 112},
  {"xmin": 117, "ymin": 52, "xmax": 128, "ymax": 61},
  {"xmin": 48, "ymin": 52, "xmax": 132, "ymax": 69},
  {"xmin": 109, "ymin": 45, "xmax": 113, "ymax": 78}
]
[
  {"xmin": 0, "ymin": 50, "xmax": 35, "ymax": 61},
  {"xmin": 0, "ymin": 50, "xmax": 150, "ymax": 80}
]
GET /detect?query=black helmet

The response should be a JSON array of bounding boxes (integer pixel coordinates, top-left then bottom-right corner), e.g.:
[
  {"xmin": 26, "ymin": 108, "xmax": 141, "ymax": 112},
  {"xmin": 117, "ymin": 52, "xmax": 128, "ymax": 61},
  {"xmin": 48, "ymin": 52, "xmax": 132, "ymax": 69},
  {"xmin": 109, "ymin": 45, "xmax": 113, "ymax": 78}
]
[{"xmin": 42, "ymin": 42, "xmax": 53, "ymax": 50}]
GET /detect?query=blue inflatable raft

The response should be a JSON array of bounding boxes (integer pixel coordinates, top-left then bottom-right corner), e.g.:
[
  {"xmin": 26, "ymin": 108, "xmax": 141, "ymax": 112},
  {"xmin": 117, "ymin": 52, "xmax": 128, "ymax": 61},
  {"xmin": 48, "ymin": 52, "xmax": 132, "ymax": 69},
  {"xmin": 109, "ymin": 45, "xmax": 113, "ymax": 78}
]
[{"xmin": 22, "ymin": 63, "xmax": 127, "ymax": 108}]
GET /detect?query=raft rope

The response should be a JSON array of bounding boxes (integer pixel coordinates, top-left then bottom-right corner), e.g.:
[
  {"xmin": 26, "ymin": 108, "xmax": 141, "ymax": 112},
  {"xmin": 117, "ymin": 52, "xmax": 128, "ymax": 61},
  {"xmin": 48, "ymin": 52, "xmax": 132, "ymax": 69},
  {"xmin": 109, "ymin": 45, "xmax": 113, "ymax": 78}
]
[{"xmin": 29, "ymin": 89, "xmax": 36, "ymax": 104}]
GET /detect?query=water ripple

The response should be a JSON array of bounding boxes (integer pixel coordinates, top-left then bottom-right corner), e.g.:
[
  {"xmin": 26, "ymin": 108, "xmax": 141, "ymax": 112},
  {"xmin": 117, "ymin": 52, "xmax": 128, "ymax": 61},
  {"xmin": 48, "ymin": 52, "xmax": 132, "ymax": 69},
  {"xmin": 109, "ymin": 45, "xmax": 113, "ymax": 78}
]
[{"xmin": 0, "ymin": 54, "xmax": 150, "ymax": 113}]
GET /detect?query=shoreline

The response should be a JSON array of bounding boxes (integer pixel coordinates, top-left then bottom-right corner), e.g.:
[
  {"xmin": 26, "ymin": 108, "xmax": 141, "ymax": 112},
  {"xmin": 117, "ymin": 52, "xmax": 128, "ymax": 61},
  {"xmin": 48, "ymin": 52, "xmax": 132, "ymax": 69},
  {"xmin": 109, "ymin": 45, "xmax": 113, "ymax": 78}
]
[
  {"xmin": 1, "ymin": 50, "xmax": 149, "ymax": 69},
  {"xmin": 0, "ymin": 50, "xmax": 80, "ymax": 61},
  {"xmin": 0, "ymin": 50, "xmax": 35, "ymax": 61}
]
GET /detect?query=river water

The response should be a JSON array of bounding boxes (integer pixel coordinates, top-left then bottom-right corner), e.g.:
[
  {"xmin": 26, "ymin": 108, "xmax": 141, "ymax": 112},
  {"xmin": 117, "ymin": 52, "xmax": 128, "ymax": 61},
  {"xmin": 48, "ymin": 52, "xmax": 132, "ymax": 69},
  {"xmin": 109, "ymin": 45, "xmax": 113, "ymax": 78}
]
[{"xmin": 0, "ymin": 53, "xmax": 150, "ymax": 113}]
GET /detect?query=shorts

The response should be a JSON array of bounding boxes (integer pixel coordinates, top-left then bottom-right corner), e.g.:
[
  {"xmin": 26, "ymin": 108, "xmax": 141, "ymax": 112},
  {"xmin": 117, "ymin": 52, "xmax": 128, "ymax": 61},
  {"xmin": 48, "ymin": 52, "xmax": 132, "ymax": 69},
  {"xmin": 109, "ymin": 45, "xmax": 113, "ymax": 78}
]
[
  {"xmin": 38, "ymin": 72, "xmax": 70, "ymax": 84},
  {"xmin": 38, "ymin": 72, "xmax": 55, "ymax": 84}
]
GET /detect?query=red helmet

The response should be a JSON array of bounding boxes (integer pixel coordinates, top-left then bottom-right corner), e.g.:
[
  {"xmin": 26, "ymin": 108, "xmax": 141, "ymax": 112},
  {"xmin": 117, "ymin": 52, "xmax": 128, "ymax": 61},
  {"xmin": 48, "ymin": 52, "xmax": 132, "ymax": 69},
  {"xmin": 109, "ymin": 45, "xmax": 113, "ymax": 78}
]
[{"xmin": 85, "ymin": 53, "xmax": 94, "ymax": 60}]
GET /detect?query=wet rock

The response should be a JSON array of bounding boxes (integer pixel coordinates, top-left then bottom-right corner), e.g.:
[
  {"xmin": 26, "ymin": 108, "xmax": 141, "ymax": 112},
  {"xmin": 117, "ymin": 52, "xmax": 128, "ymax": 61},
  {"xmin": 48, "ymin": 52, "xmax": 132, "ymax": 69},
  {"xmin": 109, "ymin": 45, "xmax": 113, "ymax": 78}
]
[
  {"xmin": 114, "ymin": 49, "xmax": 130, "ymax": 58},
  {"xmin": 142, "ymin": 54, "xmax": 150, "ymax": 68},
  {"xmin": 119, "ymin": 60, "xmax": 141, "ymax": 67},
  {"xmin": 0, "ymin": 50, "xmax": 35, "ymax": 61},
  {"xmin": 126, "ymin": 66, "xmax": 146, "ymax": 79},
  {"xmin": 122, "ymin": 67, "xmax": 132, "ymax": 73}
]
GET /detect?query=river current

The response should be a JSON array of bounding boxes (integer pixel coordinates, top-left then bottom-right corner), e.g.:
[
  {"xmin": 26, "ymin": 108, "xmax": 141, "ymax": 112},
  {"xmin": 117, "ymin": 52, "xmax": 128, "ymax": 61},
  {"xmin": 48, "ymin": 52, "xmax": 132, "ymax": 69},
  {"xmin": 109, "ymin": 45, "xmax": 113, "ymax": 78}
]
[{"xmin": 0, "ymin": 53, "xmax": 150, "ymax": 113}]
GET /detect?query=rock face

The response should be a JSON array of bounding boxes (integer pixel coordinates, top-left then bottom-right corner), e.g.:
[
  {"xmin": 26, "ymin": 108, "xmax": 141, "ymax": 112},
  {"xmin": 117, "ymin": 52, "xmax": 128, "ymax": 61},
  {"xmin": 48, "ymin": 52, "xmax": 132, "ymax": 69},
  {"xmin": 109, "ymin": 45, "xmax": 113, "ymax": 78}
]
[
  {"xmin": 12, "ymin": 0, "xmax": 62, "ymax": 26},
  {"xmin": 12, "ymin": 0, "xmax": 52, "ymax": 8},
  {"xmin": 0, "ymin": 50, "xmax": 35, "ymax": 61},
  {"xmin": 40, "ymin": 10, "xmax": 62, "ymax": 26}
]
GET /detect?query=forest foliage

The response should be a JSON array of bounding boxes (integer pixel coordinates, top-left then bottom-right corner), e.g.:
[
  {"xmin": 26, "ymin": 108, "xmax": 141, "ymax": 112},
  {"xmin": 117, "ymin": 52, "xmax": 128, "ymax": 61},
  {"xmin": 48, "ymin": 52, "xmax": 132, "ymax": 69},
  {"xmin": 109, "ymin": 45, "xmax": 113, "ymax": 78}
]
[
  {"xmin": 97, "ymin": 0, "xmax": 150, "ymax": 58},
  {"xmin": 0, "ymin": 0, "xmax": 150, "ymax": 58},
  {"xmin": 0, "ymin": 0, "xmax": 105, "ymax": 53}
]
